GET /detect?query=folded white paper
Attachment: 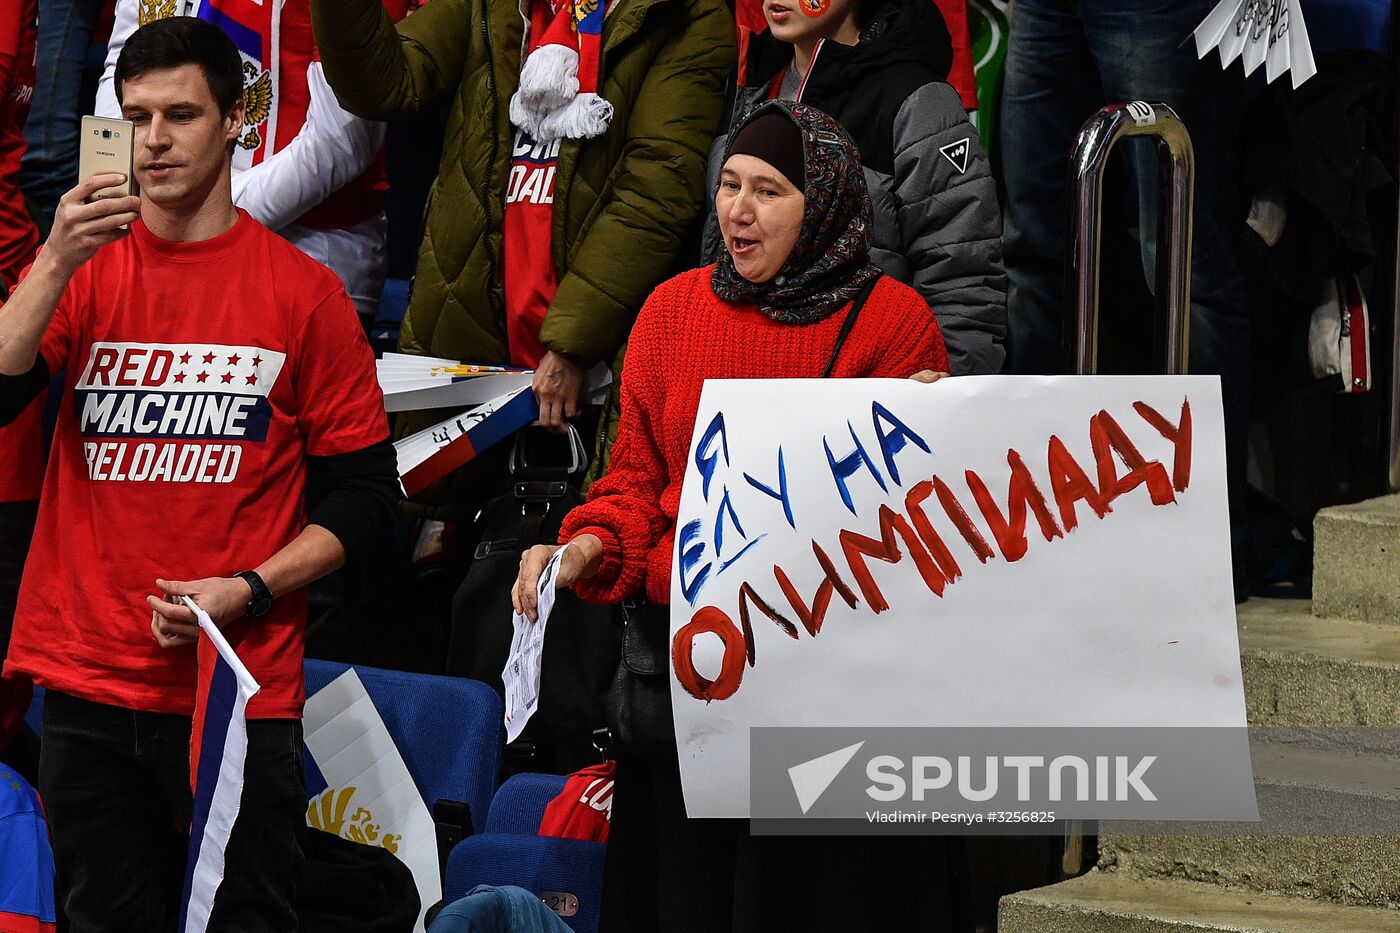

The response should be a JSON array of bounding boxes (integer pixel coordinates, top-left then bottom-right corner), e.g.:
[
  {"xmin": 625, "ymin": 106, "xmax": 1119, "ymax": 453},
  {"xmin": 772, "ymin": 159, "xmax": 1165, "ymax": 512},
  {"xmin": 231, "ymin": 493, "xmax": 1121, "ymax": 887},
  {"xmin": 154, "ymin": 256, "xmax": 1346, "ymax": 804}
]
[
  {"xmin": 1194, "ymin": 0, "xmax": 1315, "ymax": 88},
  {"xmin": 502, "ymin": 544, "xmax": 570, "ymax": 744}
]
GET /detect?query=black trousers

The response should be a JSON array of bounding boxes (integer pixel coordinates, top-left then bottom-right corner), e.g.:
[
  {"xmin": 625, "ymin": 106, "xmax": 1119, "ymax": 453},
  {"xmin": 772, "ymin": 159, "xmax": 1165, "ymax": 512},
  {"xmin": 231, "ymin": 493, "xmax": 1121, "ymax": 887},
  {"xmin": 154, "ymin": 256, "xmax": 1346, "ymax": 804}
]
[
  {"xmin": 0, "ymin": 499, "xmax": 37, "ymax": 639},
  {"xmin": 0, "ymin": 499, "xmax": 40, "ymax": 782},
  {"xmin": 601, "ymin": 752, "xmax": 973, "ymax": 933},
  {"xmin": 39, "ymin": 691, "xmax": 305, "ymax": 932}
]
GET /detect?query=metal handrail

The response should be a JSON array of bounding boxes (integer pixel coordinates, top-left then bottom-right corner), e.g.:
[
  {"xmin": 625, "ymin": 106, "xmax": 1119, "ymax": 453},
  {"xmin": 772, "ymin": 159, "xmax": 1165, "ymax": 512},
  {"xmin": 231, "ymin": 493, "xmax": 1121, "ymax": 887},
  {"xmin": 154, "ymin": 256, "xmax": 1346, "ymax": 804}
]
[
  {"xmin": 1067, "ymin": 101, "xmax": 1195, "ymax": 376},
  {"xmin": 1061, "ymin": 101, "xmax": 1196, "ymax": 880},
  {"xmin": 1389, "ymin": 8, "xmax": 1400, "ymax": 493},
  {"xmin": 1390, "ymin": 109, "xmax": 1400, "ymax": 491}
]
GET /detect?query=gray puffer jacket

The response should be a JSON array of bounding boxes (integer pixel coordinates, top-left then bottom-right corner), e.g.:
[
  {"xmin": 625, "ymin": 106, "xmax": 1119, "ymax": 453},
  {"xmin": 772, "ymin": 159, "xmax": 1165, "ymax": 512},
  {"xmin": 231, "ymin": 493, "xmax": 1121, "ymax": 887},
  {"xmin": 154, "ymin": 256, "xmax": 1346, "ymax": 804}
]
[{"xmin": 702, "ymin": 0, "xmax": 1007, "ymax": 374}]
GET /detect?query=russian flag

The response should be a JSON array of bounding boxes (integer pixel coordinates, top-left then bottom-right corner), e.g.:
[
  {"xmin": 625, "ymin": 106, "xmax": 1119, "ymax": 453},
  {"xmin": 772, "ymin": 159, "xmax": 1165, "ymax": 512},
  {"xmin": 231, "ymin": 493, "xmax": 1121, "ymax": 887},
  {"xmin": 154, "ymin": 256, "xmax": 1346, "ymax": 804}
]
[
  {"xmin": 193, "ymin": 0, "xmax": 265, "ymax": 62},
  {"xmin": 401, "ymin": 388, "xmax": 541, "ymax": 496},
  {"xmin": 178, "ymin": 597, "xmax": 261, "ymax": 933},
  {"xmin": 575, "ymin": 0, "xmax": 603, "ymax": 97}
]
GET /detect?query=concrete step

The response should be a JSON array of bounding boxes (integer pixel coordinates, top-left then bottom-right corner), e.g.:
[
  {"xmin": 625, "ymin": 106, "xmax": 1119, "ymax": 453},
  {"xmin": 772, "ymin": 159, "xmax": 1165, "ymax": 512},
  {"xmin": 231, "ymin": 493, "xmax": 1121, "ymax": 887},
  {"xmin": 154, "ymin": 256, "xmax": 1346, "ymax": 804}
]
[
  {"xmin": 1100, "ymin": 742, "xmax": 1400, "ymax": 908},
  {"xmin": 998, "ymin": 872, "xmax": 1400, "ymax": 933},
  {"xmin": 1099, "ymin": 833, "xmax": 1400, "ymax": 910},
  {"xmin": 1072, "ymin": 604, "xmax": 1400, "ymax": 911},
  {"xmin": 1313, "ymin": 494, "xmax": 1400, "ymax": 626},
  {"xmin": 1239, "ymin": 598, "xmax": 1400, "ymax": 730},
  {"xmin": 1246, "ymin": 740, "xmax": 1400, "ymax": 834}
]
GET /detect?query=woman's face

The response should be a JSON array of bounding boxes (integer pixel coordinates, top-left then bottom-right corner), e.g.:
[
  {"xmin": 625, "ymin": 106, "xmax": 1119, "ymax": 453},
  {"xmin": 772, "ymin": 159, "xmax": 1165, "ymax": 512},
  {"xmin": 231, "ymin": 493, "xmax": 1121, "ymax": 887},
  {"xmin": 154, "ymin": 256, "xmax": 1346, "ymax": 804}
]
[
  {"xmin": 763, "ymin": 0, "xmax": 859, "ymax": 47},
  {"xmin": 716, "ymin": 154, "xmax": 805, "ymax": 284}
]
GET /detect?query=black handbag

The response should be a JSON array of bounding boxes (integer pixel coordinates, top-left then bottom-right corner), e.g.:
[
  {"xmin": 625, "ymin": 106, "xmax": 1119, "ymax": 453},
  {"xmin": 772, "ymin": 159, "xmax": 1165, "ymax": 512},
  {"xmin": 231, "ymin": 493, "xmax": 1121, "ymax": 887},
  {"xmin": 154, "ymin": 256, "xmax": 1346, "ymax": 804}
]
[
  {"xmin": 602, "ymin": 275, "xmax": 882, "ymax": 758},
  {"xmin": 297, "ymin": 828, "xmax": 420, "ymax": 933},
  {"xmin": 601, "ymin": 599, "xmax": 675, "ymax": 759},
  {"xmin": 448, "ymin": 425, "xmax": 622, "ymax": 773}
]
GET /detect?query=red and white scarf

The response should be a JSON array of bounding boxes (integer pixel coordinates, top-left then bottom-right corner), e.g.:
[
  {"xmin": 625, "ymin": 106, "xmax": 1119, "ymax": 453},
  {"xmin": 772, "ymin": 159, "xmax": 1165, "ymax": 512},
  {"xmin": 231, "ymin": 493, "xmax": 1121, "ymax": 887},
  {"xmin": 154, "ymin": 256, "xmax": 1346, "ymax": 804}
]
[{"xmin": 509, "ymin": 0, "xmax": 612, "ymax": 142}]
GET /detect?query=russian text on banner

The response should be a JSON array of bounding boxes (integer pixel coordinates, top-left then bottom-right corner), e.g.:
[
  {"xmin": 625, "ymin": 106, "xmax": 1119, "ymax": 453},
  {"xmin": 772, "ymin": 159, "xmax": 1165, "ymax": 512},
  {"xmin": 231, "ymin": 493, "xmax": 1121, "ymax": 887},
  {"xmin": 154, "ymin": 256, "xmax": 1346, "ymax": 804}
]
[{"xmin": 667, "ymin": 376, "xmax": 1253, "ymax": 821}]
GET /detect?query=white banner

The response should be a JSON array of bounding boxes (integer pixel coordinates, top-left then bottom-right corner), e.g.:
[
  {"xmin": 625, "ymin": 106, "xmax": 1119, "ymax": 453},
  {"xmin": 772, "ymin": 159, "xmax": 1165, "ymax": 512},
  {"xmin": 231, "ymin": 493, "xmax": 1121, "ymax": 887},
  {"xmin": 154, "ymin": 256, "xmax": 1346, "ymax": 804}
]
[
  {"xmin": 668, "ymin": 376, "xmax": 1248, "ymax": 818},
  {"xmin": 304, "ymin": 670, "xmax": 441, "ymax": 931}
]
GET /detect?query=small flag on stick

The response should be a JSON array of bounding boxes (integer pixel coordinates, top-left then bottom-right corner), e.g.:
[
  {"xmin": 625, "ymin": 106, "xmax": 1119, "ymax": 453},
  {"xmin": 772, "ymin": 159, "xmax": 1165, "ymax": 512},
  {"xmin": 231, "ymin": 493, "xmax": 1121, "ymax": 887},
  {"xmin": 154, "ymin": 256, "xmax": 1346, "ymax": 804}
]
[
  {"xmin": 395, "ymin": 388, "xmax": 542, "ymax": 496},
  {"xmin": 178, "ymin": 597, "xmax": 260, "ymax": 933}
]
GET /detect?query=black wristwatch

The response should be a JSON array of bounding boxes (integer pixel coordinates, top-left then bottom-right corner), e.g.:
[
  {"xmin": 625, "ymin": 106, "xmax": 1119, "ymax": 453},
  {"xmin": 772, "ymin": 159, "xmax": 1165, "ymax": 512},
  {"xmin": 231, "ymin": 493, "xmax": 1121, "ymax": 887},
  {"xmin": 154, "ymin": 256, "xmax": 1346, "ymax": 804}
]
[{"xmin": 235, "ymin": 570, "xmax": 274, "ymax": 618}]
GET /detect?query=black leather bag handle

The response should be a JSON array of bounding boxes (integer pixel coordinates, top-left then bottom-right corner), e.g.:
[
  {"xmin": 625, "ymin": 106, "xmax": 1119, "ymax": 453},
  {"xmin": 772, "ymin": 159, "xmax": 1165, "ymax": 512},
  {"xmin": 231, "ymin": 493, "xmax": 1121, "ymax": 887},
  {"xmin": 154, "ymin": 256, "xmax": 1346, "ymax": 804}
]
[{"xmin": 820, "ymin": 274, "xmax": 882, "ymax": 379}]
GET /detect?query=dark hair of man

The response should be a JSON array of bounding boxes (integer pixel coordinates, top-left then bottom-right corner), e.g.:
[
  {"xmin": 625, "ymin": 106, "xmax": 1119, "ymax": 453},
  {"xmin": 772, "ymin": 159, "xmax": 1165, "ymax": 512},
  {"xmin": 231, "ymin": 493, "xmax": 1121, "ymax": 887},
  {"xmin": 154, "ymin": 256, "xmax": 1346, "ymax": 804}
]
[{"xmin": 114, "ymin": 16, "xmax": 243, "ymax": 114}]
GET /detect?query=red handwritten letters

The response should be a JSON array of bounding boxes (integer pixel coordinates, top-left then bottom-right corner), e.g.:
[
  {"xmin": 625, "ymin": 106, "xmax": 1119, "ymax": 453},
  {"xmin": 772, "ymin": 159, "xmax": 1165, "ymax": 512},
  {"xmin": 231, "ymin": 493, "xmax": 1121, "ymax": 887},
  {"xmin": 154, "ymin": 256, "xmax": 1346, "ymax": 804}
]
[{"xmin": 671, "ymin": 398, "xmax": 1195, "ymax": 702}]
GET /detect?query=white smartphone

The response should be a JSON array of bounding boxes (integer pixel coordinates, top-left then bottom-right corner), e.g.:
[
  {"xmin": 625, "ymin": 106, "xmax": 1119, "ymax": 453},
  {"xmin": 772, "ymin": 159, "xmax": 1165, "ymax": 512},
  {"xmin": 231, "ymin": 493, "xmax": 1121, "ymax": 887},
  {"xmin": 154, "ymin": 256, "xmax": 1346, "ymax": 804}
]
[{"xmin": 78, "ymin": 115, "xmax": 136, "ymax": 201}]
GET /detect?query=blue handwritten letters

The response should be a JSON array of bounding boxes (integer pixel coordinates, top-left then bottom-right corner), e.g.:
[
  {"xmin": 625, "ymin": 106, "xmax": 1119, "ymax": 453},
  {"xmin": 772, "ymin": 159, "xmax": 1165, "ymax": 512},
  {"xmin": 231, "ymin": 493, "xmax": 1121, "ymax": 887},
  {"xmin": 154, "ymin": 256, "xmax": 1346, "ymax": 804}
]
[{"xmin": 680, "ymin": 400, "xmax": 930, "ymax": 605}]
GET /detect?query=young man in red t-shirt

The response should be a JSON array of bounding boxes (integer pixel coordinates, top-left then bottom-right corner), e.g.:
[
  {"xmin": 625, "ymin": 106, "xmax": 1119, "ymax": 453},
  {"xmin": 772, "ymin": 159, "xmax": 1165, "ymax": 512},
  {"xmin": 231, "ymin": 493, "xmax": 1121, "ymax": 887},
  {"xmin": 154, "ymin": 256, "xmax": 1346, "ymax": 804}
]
[{"xmin": 0, "ymin": 18, "xmax": 397, "ymax": 930}]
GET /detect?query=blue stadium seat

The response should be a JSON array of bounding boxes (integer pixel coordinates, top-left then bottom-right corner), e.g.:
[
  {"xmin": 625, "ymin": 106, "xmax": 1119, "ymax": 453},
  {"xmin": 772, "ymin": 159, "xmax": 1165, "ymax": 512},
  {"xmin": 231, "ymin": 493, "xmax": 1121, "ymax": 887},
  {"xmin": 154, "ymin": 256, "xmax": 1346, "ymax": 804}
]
[
  {"xmin": 1304, "ymin": 0, "xmax": 1390, "ymax": 55},
  {"xmin": 371, "ymin": 278, "xmax": 412, "ymax": 347},
  {"xmin": 302, "ymin": 659, "xmax": 504, "ymax": 838},
  {"xmin": 444, "ymin": 834, "xmax": 606, "ymax": 933},
  {"xmin": 22, "ymin": 686, "xmax": 42, "ymax": 737},
  {"xmin": 485, "ymin": 773, "xmax": 569, "ymax": 835},
  {"xmin": 378, "ymin": 278, "xmax": 410, "ymax": 326},
  {"xmin": 440, "ymin": 773, "xmax": 606, "ymax": 932}
]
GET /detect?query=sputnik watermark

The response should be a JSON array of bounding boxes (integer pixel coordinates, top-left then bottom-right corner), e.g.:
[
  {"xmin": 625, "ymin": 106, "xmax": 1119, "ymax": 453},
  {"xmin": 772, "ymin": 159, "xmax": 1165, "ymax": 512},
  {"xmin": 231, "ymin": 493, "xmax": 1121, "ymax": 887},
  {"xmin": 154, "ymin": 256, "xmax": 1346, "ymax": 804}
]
[
  {"xmin": 865, "ymin": 754, "xmax": 1157, "ymax": 803},
  {"xmin": 750, "ymin": 727, "xmax": 1259, "ymax": 835}
]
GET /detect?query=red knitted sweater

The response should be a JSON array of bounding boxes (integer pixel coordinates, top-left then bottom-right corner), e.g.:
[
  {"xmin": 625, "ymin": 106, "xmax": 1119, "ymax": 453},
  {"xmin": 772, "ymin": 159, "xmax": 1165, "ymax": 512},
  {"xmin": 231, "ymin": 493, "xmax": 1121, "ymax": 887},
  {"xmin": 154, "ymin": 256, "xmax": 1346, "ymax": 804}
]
[{"xmin": 560, "ymin": 265, "xmax": 948, "ymax": 606}]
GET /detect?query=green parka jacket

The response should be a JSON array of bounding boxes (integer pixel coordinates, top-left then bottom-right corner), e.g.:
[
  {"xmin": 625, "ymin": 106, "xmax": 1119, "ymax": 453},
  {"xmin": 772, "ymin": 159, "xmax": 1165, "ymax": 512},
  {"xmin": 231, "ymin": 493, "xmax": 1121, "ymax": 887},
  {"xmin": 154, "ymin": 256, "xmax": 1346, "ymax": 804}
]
[{"xmin": 310, "ymin": 0, "xmax": 735, "ymax": 494}]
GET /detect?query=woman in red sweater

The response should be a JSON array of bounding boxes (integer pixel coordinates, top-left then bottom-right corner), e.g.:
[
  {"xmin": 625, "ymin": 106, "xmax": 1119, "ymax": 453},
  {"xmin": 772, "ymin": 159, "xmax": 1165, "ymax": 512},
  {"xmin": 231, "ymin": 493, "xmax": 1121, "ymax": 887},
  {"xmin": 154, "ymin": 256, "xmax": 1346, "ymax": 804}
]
[{"xmin": 513, "ymin": 102, "xmax": 965, "ymax": 932}]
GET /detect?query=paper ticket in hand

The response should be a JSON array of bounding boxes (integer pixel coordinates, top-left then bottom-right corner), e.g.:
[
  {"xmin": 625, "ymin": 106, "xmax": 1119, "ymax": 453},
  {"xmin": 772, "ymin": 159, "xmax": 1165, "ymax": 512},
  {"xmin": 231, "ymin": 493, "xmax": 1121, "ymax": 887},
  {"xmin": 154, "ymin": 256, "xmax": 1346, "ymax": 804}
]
[{"xmin": 502, "ymin": 544, "xmax": 570, "ymax": 744}]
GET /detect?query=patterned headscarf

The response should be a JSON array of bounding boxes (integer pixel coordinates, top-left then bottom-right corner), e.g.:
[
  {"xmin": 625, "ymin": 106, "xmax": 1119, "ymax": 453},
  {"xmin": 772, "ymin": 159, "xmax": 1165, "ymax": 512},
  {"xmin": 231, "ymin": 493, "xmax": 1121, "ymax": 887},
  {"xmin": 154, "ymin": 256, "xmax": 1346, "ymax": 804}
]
[{"xmin": 711, "ymin": 101, "xmax": 880, "ymax": 325}]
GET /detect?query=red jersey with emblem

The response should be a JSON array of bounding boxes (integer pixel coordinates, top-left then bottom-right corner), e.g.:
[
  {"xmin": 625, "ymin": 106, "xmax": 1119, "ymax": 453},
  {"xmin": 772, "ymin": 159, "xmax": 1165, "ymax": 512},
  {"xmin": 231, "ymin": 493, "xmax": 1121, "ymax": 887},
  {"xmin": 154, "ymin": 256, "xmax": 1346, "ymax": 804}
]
[
  {"xmin": 2, "ymin": 211, "xmax": 388, "ymax": 719},
  {"xmin": 0, "ymin": 0, "xmax": 36, "ymax": 288},
  {"xmin": 538, "ymin": 761, "xmax": 613, "ymax": 842},
  {"xmin": 502, "ymin": 127, "xmax": 559, "ymax": 368},
  {"xmin": 0, "ymin": 0, "xmax": 43, "ymax": 504},
  {"xmin": 193, "ymin": 0, "xmax": 408, "ymax": 228}
]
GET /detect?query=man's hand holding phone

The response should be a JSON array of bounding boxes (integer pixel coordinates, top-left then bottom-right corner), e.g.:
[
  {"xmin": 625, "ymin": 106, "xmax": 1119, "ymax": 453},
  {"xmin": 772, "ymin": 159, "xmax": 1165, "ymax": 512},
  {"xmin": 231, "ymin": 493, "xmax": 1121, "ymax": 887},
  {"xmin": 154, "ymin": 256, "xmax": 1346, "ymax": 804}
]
[
  {"xmin": 0, "ymin": 174, "xmax": 142, "ymax": 376},
  {"xmin": 44, "ymin": 175, "xmax": 141, "ymax": 276}
]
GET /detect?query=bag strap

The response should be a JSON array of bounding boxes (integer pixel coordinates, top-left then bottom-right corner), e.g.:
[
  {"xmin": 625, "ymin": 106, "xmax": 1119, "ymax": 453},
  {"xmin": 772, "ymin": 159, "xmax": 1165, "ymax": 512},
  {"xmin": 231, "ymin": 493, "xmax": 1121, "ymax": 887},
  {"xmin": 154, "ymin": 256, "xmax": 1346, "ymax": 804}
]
[{"xmin": 820, "ymin": 274, "xmax": 881, "ymax": 379}]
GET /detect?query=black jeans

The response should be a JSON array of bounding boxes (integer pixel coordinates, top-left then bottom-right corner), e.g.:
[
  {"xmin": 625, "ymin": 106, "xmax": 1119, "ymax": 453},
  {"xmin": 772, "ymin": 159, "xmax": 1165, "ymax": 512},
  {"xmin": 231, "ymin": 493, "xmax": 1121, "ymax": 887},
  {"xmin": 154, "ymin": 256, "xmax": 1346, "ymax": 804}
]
[
  {"xmin": 601, "ymin": 751, "xmax": 971, "ymax": 933},
  {"xmin": 0, "ymin": 499, "xmax": 37, "ymax": 641},
  {"xmin": 39, "ymin": 691, "xmax": 305, "ymax": 932},
  {"xmin": 0, "ymin": 499, "xmax": 40, "ymax": 782}
]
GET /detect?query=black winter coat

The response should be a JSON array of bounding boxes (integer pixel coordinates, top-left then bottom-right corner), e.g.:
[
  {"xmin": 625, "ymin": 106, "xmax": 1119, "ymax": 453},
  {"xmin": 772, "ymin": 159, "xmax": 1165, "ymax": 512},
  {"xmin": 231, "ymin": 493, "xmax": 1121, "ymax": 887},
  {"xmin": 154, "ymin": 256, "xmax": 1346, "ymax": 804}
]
[{"xmin": 702, "ymin": 0, "xmax": 1009, "ymax": 374}]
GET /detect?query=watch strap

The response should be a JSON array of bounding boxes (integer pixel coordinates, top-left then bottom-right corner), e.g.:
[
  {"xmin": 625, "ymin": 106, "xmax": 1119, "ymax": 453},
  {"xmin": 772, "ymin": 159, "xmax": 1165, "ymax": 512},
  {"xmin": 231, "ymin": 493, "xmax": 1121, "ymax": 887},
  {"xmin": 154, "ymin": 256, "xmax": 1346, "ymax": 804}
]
[{"xmin": 236, "ymin": 570, "xmax": 273, "ymax": 617}]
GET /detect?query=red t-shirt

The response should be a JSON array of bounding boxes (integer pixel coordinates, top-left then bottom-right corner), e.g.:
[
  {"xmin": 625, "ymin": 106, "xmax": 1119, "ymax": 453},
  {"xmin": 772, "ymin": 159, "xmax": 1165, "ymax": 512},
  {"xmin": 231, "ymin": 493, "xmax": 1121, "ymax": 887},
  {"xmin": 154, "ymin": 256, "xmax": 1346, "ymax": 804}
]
[
  {"xmin": 502, "ymin": 126, "xmax": 559, "ymax": 369},
  {"xmin": 537, "ymin": 760, "xmax": 613, "ymax": 842},
  {"xmin": 0, "ymin": 0, "xmax": 43, "ymax": 504},
  {"xmin": 0, "ymin": 399, "xmax": 44, "ymax": 503},
  {"xmin": 2, "ymin": 211, "xmax": 388, "ymax": 719}
]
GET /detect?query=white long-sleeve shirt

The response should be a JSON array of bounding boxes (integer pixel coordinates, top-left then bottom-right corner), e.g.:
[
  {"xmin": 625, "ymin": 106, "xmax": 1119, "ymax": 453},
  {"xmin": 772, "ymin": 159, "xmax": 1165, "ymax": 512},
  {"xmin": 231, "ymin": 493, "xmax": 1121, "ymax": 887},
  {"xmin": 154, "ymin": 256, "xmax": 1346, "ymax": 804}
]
[{"xmin": 96, "ymin": 0, "xmax": 385, "ymax": 233}]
